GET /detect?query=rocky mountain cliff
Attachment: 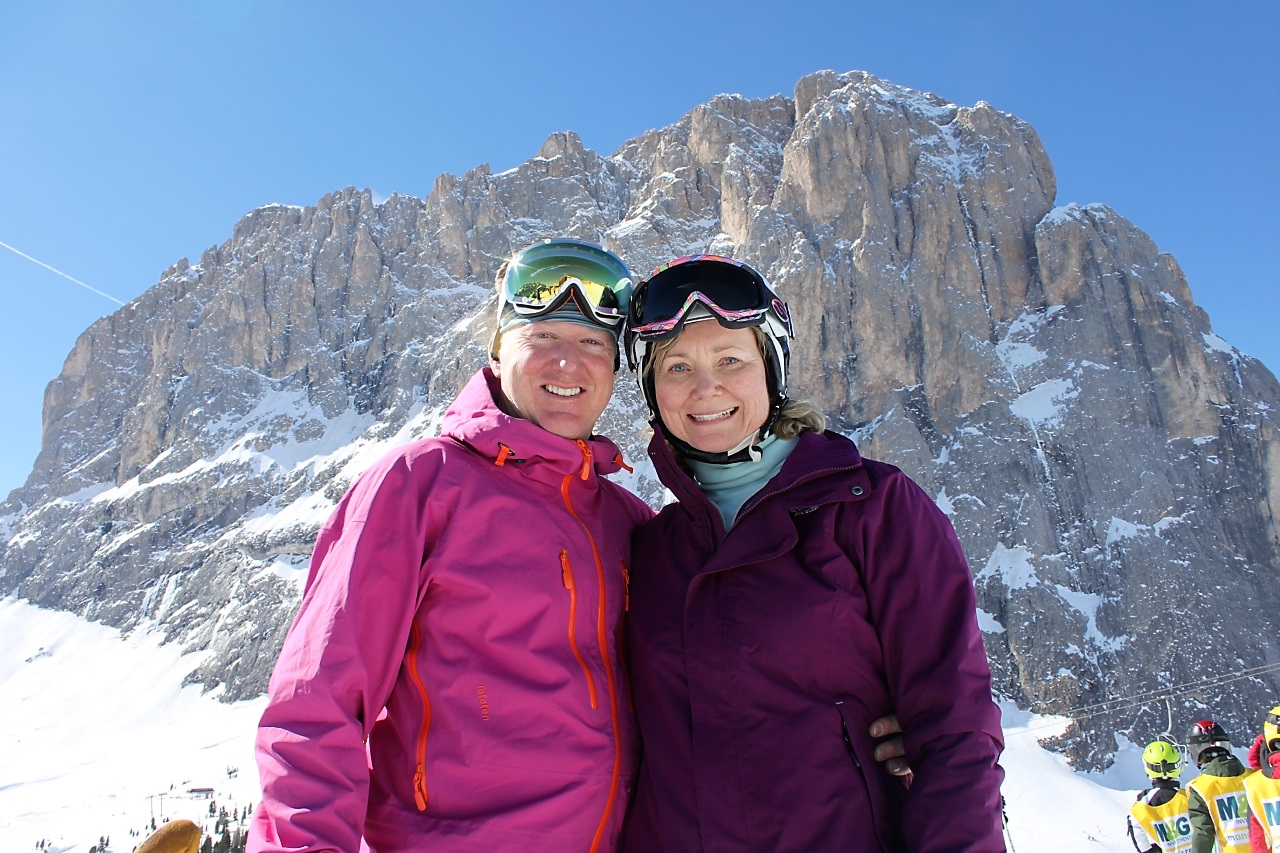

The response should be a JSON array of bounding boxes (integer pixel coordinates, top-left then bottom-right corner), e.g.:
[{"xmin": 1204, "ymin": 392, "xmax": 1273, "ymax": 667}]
[{"xmin": 2, "ymin": 70, "xmax": 1276, "ymax": 769}]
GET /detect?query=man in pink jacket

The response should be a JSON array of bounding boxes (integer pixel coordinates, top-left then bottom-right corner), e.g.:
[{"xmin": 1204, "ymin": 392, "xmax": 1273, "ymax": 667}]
[{"xmin": 249, "ymin": 239, "xmax": 654, "ymax": 853}]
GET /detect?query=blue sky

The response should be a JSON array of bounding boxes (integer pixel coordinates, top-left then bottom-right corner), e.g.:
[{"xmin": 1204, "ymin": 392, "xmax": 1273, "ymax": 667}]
[{"xmin": 1, "ymin": 1, "xmax": 1276, "ymax": 499}]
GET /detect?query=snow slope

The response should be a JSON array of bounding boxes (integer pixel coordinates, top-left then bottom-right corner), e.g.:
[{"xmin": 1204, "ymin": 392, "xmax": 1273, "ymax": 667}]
[
  {"xmin": 0, "ymin": 597, "xmax": 264, "ymax": 851},
  {"xmin": 0, "ymin": 596, "xmax": 1153, "ymax": 852}
]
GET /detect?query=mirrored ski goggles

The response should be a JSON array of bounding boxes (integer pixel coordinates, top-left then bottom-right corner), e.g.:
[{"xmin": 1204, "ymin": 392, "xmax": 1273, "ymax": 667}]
[
  {"xmin": 500, "ymin": 241, "xmax": 633, "ymax": 327},
  {"xmin": 629, "ymin": 255, "xmax": 792, "ymax": 340}
]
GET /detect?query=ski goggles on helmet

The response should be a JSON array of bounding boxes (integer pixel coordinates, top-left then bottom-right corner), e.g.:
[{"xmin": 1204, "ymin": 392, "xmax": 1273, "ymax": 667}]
[
  {"xmin": 1266, "ymin": 708, "xmax": 1280, "ymax": 745},
  {"xmin": 628, "ymin": 254, "xmax": 793, "ymax": 342},
  {"xmin": 1145, "ymin": 757, "xmax": 1181, "ymax": 776},
  {"xmin": 497, "ymin": 238, "xmax": 633, "ymax": 329}
]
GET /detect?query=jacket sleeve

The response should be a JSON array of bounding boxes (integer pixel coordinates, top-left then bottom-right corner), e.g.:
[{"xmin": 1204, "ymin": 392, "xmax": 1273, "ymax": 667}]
[
  {"xmin": 1127, "ymin": 811, "xmax": 1158, "ymax": 853},
  {"xmin": 249, "ymin": 448, "xmax": 442, "ymax": 852},
  {"xmin": 1186, "ymin": 784, "xmax": 1216, "ymax": 853},
  {"xmin": 849, "ymin": 465, "xmax": 1006, "ymax": 853},
  {"xmin": 1250, "ymin": 739, "xmax": 1269, "ymax": 853},
  {"xmin": 1251, "ymin": 811, "xmax": 1267, "ymax": 853}
]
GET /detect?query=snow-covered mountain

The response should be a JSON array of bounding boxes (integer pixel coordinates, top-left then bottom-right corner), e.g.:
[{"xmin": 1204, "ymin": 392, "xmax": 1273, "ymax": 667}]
[{"xmin": 1, "ymin": 68, "xmax": 1276, "ymax": 780}]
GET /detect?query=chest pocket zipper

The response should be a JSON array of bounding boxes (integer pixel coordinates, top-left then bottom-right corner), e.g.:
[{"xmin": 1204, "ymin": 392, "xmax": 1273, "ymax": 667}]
[{"xmin": 561, "ymin": 548, "xmax": 600, "ymax": 709}]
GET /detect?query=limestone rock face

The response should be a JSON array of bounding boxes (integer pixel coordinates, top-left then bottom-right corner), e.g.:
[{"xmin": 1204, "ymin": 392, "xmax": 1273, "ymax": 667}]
[{"xmin": 2, "ymin": 70, "xmax": 1276, "ymax": 769}]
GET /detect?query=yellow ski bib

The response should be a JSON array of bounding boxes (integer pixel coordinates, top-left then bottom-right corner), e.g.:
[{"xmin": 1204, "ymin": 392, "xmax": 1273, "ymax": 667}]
[
  {"xmin": 1130, "ymin": 788, "xmax": 1192, "ymax": 853},
  {"xmin": 1189, "ymin": 769, "xmax": 1257, "ymax": 853},
  {"xmin": 1244, "ymin": 770, "xmax": 1280, "ymax": 853}
]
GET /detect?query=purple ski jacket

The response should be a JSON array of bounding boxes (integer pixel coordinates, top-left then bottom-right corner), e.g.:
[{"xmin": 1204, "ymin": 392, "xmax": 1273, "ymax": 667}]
[
  {"xmin": 250, "ymin": 369, "xmax": 653, "ymax": 853},
  {"xmin": 622, "ymin": 428, "xmax": 1005, "ymax": 852}
]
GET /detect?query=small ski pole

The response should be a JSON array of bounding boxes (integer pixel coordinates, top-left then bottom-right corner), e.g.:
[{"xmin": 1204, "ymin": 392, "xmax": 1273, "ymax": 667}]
[{"xmin": 1001, "ymin": 796, "xmax": 1018, "ymax": 852}]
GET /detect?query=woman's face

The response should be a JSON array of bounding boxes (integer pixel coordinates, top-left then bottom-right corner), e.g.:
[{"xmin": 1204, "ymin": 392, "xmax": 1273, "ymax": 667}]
[{"xmin": 654, "ymin": 321, "xmax": 770, "ymax": 454}]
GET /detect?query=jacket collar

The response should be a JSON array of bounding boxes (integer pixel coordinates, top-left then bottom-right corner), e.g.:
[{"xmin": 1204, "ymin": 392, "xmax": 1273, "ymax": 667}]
[
  {"xmin": 648, "ymin": 427, "xmax": 868, "ymax": 525},
  {"xmin": 443, "ymin": 369, "xmax": 629, "ymax": 487}
]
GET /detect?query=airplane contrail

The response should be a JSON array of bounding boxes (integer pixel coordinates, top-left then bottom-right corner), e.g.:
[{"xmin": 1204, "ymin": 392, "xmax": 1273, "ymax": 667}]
[{"xmin": 0, "ymin": 239, "xmax": 127, "ymax": 306}]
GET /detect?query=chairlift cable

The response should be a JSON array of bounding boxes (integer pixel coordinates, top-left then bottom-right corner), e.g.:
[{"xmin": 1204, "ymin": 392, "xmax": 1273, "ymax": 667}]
[
  {"xmin": 1005, "ymin": 661, "xmax": 1280, "ymax": 737},
  {"xmin": 1039, "ymin": 661, "xmax": 1280, "ymax": 719}
]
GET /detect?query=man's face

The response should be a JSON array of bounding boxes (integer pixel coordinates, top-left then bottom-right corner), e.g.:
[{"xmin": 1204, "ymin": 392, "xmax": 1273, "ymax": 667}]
[{"xmin": 491, "ymin": 320, "xmax": 617, "ymax": 441}]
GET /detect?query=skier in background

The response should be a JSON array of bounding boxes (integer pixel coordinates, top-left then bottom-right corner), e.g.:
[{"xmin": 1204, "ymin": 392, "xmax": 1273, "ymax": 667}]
[
  {"xmin": 1127, "ymin": 739, "xmax": 1192, "ymax": 853},
  {"xmin": 1244, "ymin": 705, "xmax": 1280, "ymax": 852},
  {"xmin": 1186, "ymin": 719, "xmax": 1254, "ymax": 853}
]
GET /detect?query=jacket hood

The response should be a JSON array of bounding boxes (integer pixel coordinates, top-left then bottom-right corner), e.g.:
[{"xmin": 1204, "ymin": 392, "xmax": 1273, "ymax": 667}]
[{"xmin": 443, "ymin": 369, "xmax": 630, "ymax": 480}]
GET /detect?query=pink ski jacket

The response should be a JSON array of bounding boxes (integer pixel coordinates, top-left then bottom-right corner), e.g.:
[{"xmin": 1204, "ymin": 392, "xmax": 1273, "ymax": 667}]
[{"xmin": 250, "ymin": 369, "xmax": 653, "ymax": 853}]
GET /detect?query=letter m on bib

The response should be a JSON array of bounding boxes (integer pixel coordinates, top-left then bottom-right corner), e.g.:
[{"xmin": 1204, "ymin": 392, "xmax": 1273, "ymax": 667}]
[{"xmin": 1216, "ymin": 793, "xmax": 1242, "ymax": 821}]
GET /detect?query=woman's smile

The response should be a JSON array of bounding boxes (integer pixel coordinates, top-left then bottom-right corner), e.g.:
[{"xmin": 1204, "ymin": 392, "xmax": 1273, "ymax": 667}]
[{"xmin": 655, "ymin": 322, "xmax": 769, "ymax": 454}]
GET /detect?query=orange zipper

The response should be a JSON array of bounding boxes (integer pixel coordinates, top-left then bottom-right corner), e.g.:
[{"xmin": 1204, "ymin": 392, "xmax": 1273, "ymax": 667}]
[
  {"xmin": 560, "ymin": 548, "xmax": 599, "ymax": 709},
  {"xmin": 620, "ymin": 560, "xmax": 635, "ymax": 715},
  {"xmin": 406, "ymin": 620, "xmax": 432, "ymax": 811},
  {"xmin": 564, "ymin": 442, "xmax": 624, "ymax": 853}
]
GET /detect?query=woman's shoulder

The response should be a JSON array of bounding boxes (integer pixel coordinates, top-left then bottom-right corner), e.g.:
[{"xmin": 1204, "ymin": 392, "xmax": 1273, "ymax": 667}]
[
  {"xmin": 632, "ymin": 494, "xmax": 705, "ymax": 546},
  {"xmin": 789, "ymin": 433, "xmax": 953, "ymax": 531},
  {"xmin": 794, "ymin": 430, "xmax": 915, "ymax": 488}
]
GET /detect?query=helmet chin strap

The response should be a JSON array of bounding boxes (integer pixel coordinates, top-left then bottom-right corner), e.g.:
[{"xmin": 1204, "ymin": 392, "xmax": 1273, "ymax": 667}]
[
  {"xmin": 661, "ymin": 428, "xmax": 759, "ymax": 465},
  {"xmin": 658, "ymin": 396, "xmax": 788, "ymax": 466}
]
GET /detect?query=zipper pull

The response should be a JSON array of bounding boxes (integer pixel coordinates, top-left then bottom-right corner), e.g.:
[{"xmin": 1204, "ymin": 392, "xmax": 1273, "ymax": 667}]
[
  {"xmin": 560, "ymin": 549, "xmax": 573, "ymax": 588},
  {"xmin": 413, "ymin": 764, "xmax": 429, "ymax": 810},
  {"xmin": 621, "ymin": 561, "xmax": 630, "ymax": 612},
  {"xmin": 575, "ymin": 439, "xmax": 592, "ymax": 480}
]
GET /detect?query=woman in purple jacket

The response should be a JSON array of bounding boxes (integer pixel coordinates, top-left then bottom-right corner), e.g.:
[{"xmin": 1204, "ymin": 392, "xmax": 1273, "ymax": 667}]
[{"xmin": 620, "ymin": 255, "xmax": 1006, "ymax": 852}]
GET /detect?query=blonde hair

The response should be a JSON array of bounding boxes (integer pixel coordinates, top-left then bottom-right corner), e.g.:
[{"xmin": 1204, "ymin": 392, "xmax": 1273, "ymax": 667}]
[
  {"xmin": 773, "ymin": 397, "xmax": 826, "ymax": 438},
  {"xmin": 642, "ymin": 325, "xmax": 826, "ymax": 438}
]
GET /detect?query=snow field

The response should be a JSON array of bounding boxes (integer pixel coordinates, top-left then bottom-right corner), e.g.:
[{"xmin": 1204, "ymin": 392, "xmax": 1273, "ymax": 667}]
[
  {"xmin": 2, "ymin": 596, "xmax": 1154, "ymax": 852},
  {"xmin": 0, "ymin": 597, "xmax": 265, "ymax": 852}
]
